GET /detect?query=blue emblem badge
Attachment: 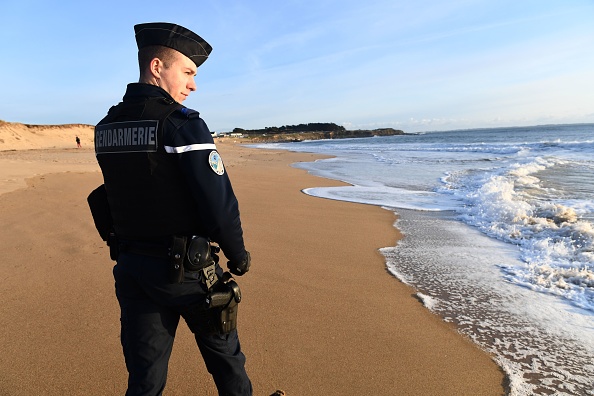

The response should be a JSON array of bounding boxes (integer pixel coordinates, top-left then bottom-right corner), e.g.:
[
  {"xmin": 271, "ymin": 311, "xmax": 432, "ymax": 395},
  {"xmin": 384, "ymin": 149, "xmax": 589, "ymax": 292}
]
[{"xmin": 208, "ymin": 150, "xmax": 225, "ymax": 175}]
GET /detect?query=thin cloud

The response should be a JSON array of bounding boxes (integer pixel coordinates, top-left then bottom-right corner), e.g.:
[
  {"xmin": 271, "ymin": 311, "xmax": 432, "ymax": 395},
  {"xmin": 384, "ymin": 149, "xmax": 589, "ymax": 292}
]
[{"xmin": 0, "ymin": 0, "xmax": 593, "ymax": 132}]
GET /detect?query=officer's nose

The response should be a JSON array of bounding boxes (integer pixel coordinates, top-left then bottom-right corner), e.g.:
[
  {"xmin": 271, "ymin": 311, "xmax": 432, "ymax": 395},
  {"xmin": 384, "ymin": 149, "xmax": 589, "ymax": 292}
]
[{"xmin": 189, "ymin": 78, "xmax": 197, "ymax": 91}]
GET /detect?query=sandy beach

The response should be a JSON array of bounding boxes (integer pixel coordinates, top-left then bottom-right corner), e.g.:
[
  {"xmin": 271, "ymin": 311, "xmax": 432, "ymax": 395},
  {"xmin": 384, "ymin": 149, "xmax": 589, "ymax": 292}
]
[{"xmin": 0, "ymin": 125, "xmax": 506, "ymax": 395}]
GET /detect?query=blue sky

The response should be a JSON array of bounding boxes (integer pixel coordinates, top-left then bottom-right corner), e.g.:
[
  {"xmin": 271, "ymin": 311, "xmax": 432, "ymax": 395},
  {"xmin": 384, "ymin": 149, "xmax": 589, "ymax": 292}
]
[{"xmin": 1, "ymin": 0, "xmax": 593, "ymax": 133}]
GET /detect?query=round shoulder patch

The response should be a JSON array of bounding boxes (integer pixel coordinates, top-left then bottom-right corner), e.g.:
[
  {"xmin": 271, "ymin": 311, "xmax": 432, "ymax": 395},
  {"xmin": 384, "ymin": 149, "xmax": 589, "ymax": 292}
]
[{"xmin": 208, "ymin": 150, "xmax": 225, "ymax": 175}]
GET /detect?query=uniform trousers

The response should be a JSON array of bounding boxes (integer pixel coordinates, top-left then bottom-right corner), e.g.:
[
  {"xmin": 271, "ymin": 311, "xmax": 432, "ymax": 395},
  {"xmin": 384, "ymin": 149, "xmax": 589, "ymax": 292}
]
[{"xmin": 113, "ymin": 251, "xmax": 252, "ymax": 396}]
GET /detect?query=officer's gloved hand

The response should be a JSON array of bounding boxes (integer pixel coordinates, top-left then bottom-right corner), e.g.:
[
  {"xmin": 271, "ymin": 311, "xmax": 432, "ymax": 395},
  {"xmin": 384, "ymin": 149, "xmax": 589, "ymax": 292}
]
[{"xmin": 227, "ymin": 251, "xmax": 251, "ymax": 276}]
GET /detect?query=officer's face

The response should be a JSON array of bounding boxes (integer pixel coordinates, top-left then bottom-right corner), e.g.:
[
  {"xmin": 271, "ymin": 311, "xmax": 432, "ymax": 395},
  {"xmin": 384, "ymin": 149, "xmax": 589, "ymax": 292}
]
[{"xmin": 159, "ymin": 52, "xmax": 198, "ymax": 103}]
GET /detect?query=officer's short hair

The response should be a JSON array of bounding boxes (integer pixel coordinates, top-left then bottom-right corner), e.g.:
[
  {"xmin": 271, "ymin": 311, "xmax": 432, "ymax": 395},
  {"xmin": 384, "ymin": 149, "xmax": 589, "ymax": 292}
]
[{"xmin": 138, "ymin": 45, "xmax": 178, "ymax": 73}]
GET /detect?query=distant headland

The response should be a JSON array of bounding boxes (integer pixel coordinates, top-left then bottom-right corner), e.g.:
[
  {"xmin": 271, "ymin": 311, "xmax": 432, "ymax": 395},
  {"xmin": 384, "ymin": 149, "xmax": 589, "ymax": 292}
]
[{"xmin": 221, "ymin": 122, "xmax": 407, "ymax": 142}]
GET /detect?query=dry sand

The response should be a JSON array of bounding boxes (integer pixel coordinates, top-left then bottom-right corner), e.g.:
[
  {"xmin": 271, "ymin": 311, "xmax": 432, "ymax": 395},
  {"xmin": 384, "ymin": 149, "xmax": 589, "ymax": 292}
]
[
  {"xmin": 0, "ymin": 121, "xmax": 94, "ymax": 151},
  {"xmin": 0, "ymin": 124, "xmax": 506, "ymax": 395}
]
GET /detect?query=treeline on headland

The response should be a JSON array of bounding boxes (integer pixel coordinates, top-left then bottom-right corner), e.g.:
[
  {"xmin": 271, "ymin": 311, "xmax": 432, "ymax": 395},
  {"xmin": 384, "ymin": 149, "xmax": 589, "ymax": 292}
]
[{"xmin": 229, "ymin": 122, "xmax": 406, "ymax": 142}]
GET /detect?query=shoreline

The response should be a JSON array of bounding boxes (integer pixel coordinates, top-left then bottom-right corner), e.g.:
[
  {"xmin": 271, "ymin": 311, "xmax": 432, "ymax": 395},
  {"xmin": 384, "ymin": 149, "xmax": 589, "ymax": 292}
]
[{"xmin": 0, "ymin": 141, "xmax": 506, "ymax": 395}]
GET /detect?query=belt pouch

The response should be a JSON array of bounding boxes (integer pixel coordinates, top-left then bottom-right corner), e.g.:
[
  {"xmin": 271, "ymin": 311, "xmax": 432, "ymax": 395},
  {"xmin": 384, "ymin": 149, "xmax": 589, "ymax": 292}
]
[{"xmin": 169, "ymin": 236, "xmax": 187, "ymax": 284}]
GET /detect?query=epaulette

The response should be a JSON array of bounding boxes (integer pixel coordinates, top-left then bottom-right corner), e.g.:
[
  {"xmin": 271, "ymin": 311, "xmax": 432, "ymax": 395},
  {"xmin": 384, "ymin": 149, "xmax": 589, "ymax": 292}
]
[{"xmin": 177, "ymin": 106, "xmax": 200, "ymax": 118}]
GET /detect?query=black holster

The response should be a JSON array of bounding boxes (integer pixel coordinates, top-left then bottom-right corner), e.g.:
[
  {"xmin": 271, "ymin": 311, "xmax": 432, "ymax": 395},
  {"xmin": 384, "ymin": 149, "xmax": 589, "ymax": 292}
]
[
  {"xmin": 180, "ymin": 273, "xmax": 242, "ymax": 335},
  {"xmin": 207, "ymin": 274, "xmax": 242, "ymax": 334}
]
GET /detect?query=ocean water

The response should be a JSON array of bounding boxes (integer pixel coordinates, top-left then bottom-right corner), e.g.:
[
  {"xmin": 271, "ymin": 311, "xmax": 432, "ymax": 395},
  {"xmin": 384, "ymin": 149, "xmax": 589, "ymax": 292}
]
[{"xmin": 250, "ymin": 124, "xmax": 594, "ymax": 395}]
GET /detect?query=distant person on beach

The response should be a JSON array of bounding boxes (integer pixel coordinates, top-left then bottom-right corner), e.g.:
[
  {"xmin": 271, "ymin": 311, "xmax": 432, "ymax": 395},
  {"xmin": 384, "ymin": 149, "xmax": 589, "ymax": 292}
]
[
  {"xmin": 90, "ymin": 22, "xmax": 252, "ymax": 395},
  {"xmin": 75, "ymin": 135, "xmax": 81, "ymax": 148}
]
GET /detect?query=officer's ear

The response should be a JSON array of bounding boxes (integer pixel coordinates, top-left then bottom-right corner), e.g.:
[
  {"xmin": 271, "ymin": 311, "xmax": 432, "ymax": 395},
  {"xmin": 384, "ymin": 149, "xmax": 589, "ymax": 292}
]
[{"xmin": 148, "ymin": 57, "xmax": 164, "ymax": 78}]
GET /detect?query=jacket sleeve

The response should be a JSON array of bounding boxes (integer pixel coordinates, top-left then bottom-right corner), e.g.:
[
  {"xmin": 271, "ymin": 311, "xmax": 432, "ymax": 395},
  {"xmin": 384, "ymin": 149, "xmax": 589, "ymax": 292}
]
[{"xmin": 164, "ymin": 110, "xmax": 247, "ymax": 263}]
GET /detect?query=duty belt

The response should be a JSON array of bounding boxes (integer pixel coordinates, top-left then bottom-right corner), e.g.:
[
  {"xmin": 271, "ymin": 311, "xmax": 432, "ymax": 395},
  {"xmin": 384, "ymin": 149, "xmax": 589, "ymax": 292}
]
[
  {"xmin": 118, "ymin": 240, "xmax": 171, "ymax": 259},
  {"xmin": 118, "ymin": 236, "xmax": 218, "ymax": 288}
]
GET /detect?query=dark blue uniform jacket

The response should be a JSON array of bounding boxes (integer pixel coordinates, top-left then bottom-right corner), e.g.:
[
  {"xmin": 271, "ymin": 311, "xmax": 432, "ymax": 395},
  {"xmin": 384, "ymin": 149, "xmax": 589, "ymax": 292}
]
[{"xmin": 95, "ymin": 83, "xmax": 246, "ymax": 263}]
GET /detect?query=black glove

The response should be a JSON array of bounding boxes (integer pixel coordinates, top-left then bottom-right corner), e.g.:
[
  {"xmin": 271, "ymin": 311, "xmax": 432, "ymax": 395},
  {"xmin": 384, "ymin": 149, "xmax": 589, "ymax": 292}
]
[{"xmin": 227, "ymin": 251, "xmax": 251, "ymax": 276}]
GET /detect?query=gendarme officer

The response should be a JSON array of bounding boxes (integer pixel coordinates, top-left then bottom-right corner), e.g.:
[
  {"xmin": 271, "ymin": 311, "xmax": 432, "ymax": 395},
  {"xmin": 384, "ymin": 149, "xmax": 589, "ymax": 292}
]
[{"xmin": 90, "ymin": 22, "xmax": 252, "ymax": 395}]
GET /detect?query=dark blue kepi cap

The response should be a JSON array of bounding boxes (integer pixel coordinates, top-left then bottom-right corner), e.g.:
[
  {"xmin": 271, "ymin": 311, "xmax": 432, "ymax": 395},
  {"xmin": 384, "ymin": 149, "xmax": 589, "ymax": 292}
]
[{"xmin": 134, "ymin": 22, "xmax": 212, "ymax": 67}]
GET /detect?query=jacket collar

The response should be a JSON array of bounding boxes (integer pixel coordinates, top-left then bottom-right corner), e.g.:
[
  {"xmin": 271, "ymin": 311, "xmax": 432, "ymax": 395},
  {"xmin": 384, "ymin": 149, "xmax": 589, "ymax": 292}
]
[{"xmin": 123, "ymin": 83, "xmax": 176, "ymax": 102}]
